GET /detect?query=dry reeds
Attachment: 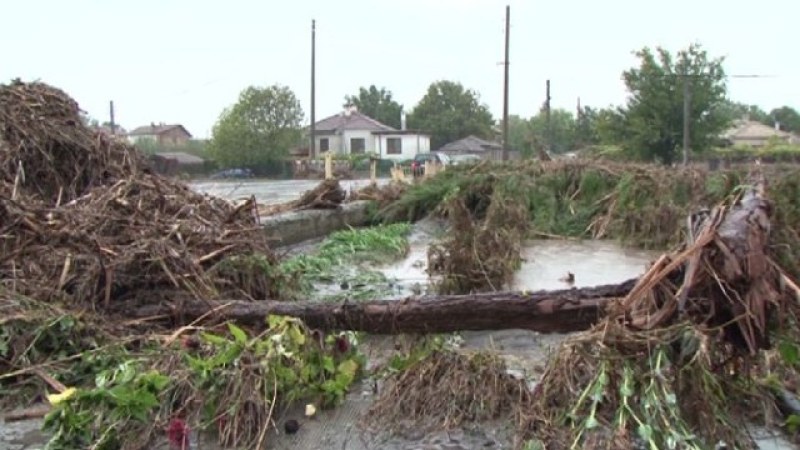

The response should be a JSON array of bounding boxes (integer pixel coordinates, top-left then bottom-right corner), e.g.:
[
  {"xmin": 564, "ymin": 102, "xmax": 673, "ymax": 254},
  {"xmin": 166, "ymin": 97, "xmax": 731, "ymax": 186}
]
[{"xmin": 364, "ymin": 350, "xmax": 532, "ymax": 435}]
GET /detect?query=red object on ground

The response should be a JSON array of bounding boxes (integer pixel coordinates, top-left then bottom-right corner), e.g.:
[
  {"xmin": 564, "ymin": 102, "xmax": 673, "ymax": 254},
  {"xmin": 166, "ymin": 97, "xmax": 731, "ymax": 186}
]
[{"xmin": 167, "ymin": 418, "xmax": 190, "ymax": 449}]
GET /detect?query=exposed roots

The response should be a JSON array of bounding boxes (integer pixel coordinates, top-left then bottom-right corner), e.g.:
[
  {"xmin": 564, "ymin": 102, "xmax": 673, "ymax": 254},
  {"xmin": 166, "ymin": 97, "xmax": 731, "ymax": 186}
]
[{"xmin": 515, "ymin": 174, "xmax": 799, "ymax": 449}]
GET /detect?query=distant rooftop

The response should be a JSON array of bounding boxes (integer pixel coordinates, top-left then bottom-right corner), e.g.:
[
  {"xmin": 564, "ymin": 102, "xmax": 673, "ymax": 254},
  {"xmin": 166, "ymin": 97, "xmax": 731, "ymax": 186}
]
[
  {"xmin": 311, "ymin": 107, "xmax": 396, "ymax": 133},
  {"xmin": 437, "ymin": 135, "xmax": 501, "ymax": 153},
  {"xmin": 129, "ymin": 123, "xmax": 192, "ymax": 137}
]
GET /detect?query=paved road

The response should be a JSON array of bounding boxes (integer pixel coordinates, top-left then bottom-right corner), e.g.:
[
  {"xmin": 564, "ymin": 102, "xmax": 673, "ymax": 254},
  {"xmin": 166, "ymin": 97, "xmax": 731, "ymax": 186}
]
[{"xmin": 190, "ymin": 178, "xmax": 391, "ymax": 205}]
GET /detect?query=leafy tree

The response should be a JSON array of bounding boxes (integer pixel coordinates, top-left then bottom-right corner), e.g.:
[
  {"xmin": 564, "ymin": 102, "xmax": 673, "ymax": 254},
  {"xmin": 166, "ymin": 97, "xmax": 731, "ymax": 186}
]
[
  {"xmin": 502, "ymin": 115, "xmax": 534, "ymax": 157},
  {"xmin": 769, "ymin": 106, "xmax": 800, "ymax": 133},
  {"xmin": 528, "ymin": 108, "xmax": 577, "ymax": 154},
  {"xmin": 619, "ymin": 43, "xmax": 729, "ymax": 164},
  {"xmin": 343, "ymin": 85, "xmax": 403, "ymax": 129},
  {"xmin": 719, "ymin": 101, "xmax": 770, "ymax": 124},
  {"xmin": 407, "ymin": 80, "xmax": 495, "ymax": 149},
  {"xmin": 574, "ymin": 106, "xmax": 600, "ymax": 148},
  {"xmin": 209, "ymin": 85, "xmax": 303, "ymax": 174}
]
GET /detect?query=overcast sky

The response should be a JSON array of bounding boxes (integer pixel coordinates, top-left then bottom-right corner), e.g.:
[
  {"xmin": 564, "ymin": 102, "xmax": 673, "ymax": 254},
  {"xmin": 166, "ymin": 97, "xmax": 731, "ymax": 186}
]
[{"xmin": 2, "ymin": 0, "xmax": 795, "ymax": 139}]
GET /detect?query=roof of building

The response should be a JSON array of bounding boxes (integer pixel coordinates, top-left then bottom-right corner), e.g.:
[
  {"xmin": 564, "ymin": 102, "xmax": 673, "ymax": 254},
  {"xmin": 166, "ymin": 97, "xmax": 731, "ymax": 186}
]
[
  {"xmin": 152, "ymin": 152, "xmax": 205, "ymax": 164},
  {"xmin": 312, "ymin": 108, "xmax": 396, "ymax": 133},
  {"xmin": 437, "ymin": 135, "xmax": 502, "ymax": 153},
  {"xmin": 722, "ymin": 119, "xmax": 796, "ymax": 140},
  {"xmin": 128, "ymin": 123, "xmax": 193, "ymax": 137}
]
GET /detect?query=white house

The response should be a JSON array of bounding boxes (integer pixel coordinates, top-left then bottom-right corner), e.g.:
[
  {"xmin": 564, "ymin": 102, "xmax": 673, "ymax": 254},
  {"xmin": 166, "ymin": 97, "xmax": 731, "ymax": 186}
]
[{"xmin": 308, "ymin": 107, "xmax": 430, "ymax": 160}]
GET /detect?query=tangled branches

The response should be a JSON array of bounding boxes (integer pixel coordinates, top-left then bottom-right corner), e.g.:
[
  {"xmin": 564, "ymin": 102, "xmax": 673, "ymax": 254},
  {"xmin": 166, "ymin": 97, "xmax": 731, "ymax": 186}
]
[{"xmin": 0, "ymin": 80, "xmax": 291, "ymax": 312}]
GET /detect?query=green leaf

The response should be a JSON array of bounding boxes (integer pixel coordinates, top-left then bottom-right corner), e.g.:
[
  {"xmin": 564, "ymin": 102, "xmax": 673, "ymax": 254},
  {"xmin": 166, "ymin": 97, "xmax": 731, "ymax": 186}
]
[
  {"xmin": 227, "ymin": 323, "xmax": 248, "ymax": 344},
  {"xmin": 779, "ymin": 341, "xmax": 800, "ymax": 366},
  {"xmin": 337, "ymin": 360, "xmax": 359, "ymax": 381},
  {"xmin": 287, "ymin": 325, "xmax": 305, "ymax": 346},
  {"xmin": 267, "ymin": 315, "xmax": 286, "ymax": 329},
  {"xmin": 201, "ymin": 332, "xmax": 228, "ymax": 346},
  {"xmin": 637, "ymin": 423, "xmax": 653, "ymax": 441},
  {"xmin": 786, "ymin": 414, "xmax": 800, "ymax": 434},
  {"xmin": 322, "ymin": 356, "xmax": 335, "ymax": 374}
]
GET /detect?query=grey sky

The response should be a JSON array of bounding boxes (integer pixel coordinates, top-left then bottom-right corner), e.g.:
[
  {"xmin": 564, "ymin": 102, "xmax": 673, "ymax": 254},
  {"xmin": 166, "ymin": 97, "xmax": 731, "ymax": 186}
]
[{"xmin": 3, "ymin": 0, "xmax": 795, "ymax": 139}]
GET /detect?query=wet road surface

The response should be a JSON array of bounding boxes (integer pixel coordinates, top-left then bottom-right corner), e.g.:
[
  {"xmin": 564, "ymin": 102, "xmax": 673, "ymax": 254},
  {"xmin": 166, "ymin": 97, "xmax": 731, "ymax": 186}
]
[{"xmin": 190, "ymin": 178, "xmax": 390, "ymax": 205}]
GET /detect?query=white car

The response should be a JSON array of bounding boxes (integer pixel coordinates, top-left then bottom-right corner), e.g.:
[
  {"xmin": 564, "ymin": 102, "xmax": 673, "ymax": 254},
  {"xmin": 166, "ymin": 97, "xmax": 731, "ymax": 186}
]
[{"xmin": 451, "ymin": 154, "xmax": 483, "ymax": 165}]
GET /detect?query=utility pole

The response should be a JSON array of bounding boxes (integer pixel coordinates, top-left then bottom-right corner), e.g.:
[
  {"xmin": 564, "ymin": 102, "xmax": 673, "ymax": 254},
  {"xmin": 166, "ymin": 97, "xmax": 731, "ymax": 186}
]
[
  {"xmin": 682, "ymin": 76, "xmax": 691, "ymax": 166},
  {"xmin": 310, "ymin": 19, "xmax": 317, "ymax": 159},
  {"xmin": 109, "ymin": 100, "xmax": 116, "ymax": 135},
  {"xmin": 545, "ymin": 80, "xmax": 552, "ymax": 152},
  {"xmin": 501, "ymin": 5, "xmax": 510, "ymax": 161}
]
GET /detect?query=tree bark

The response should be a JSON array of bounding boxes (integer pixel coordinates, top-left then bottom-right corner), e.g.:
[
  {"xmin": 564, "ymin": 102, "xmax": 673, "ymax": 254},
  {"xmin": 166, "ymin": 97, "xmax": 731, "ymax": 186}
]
[{"xmin": 132, "ymin": 278, "xmax": 638, "ymax": 334}]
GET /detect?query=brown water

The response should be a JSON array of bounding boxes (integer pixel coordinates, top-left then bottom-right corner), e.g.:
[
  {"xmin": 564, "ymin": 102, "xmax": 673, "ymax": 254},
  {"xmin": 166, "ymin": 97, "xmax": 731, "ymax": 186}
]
[{"xmin": 2, "ymin": 232, "xmax": 796, "ymax": 450}]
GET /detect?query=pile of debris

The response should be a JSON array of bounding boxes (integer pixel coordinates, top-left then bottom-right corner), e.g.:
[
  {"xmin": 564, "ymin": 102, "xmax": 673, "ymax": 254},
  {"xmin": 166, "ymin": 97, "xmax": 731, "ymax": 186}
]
[{"xmin": 0, "ymin": 80, "xmax": 290, "ymax": 313}]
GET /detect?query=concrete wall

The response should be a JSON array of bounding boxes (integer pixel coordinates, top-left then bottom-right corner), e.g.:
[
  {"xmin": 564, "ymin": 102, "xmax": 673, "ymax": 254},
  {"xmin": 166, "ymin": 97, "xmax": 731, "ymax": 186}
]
[
  {"xmin": 342, "ymin": 130, "xmax": 375, "ymax": 154},
  {"xmin": 375, "ymin": 134, "xmax": 431, "ymax": 161},
  {"xmin": 261, "ymin": 200, "xmax": 372, "ymax": 247}
]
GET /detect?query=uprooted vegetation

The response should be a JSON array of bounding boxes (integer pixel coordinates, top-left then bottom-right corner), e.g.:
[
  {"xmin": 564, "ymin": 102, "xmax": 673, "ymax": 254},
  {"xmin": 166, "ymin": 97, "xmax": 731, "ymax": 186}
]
[
  {"xmin": 280, "ymin": 222, "xmax": 413, "ymax": 301},
  {"xmin": 0, "ymin": 80, "xmax": 374, "ymax": 449},
  {"xmin": 364, "ymin": 336, "xmax": 532, "ymax": 435},
  {"xmin": 0, "ymin": 80, "xmax": 296, "ymax": 312},
  {"xmin": 373, "ymin": 160, "xmax": 800, "ymax": 291},
  {"xmin": 364, "ymin": 166, "xmax": 800, "ymax": 448}
]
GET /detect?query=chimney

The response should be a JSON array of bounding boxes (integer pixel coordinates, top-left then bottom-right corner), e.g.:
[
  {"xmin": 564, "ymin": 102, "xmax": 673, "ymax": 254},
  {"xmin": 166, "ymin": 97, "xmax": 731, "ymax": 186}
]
[
  {"xmin": 344, "ymin": 106, "xmax": 357, "ymax": 117},
  {"xmin": 400, "ymin": 112, "xmax": 407, "ymax": 131}
]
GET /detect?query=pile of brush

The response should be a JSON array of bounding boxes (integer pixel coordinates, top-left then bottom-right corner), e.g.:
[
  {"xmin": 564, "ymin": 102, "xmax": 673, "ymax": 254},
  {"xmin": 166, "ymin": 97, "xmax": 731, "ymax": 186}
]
[{"xmin": 0, "ymin": 80, "xmax": 291, "ymax": 314}]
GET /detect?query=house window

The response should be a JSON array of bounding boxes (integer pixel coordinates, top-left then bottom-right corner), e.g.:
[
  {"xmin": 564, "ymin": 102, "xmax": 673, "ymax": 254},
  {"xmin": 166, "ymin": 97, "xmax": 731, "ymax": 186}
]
[
  {"xmin": 387, "ymin": 137, "xmax": 402, "ymax": 155},
  {"xmin": 319, "ymin": 138, "xmax": 329, "ymax": 152},
  {"xmin": 350, "ymin": 138, "xmax": 366, "ymax": 154}
]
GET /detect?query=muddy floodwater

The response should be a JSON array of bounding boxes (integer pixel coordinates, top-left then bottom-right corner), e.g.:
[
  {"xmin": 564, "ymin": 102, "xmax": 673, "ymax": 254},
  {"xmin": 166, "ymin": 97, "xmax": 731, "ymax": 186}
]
[{"xmin": 2, "ymin": 223, "xmax": 797, "ymax": 450}]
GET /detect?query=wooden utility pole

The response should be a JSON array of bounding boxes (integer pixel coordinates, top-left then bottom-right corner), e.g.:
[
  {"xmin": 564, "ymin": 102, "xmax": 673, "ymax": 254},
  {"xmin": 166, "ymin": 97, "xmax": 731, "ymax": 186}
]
[
  {"xmin": 310, "ymin": 19, "xmax": 317, "ymax": 159},
  {"xmin": 501, "ymin": 5, "xmax": 510, "ymax": 161},
  {"xmin": 109, "ymin": 101, "xmax": 116, "ymax": 135},
  {"xmin": 545, "ymin": 80, "xmax": 552, "ymax": 152},
  {"xmin": 682, "ymin": 77, "xmax": 691, "ymax": 166}
]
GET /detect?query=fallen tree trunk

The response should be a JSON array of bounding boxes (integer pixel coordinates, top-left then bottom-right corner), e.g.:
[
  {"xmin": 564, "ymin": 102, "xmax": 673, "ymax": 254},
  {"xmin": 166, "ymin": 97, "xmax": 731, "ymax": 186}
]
[{"xmin": 132, "ymin": 278, "xmax": 638, "ymax": 334}]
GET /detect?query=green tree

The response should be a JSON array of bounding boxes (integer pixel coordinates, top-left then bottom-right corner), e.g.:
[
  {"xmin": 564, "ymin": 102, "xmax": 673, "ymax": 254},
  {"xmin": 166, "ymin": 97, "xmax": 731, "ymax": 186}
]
[
  {"xmin": 574, "ymin": 106, "xmax": 600, "ymax": 148},
  {"xmin": 209, "ymin": 85, "xmax": 303, "ymax": 174},
  {"xmin": 528, "ymin": 108, "xmax": 577, "ymax": 154},
  {"xmin": 502, "ymin": 115, "xmax": 534, "ymax": 157},
  {"xmin": 343, "ymin": 85, "xmax": 403, "ymax": 129},
  {"xmin": 769, "ymin": 106, "xmax": 800, "ymax": 133},
  {"xmin": 619, "ymin": 43, "xmax": 729, "ymax": 164},
  {"xmin": 407, "ymin": 80, "xmax": 495, "ymax": 149},
  {"xmin": 719, "ymin": 101, "xmax": 769, "ymax": 124}
]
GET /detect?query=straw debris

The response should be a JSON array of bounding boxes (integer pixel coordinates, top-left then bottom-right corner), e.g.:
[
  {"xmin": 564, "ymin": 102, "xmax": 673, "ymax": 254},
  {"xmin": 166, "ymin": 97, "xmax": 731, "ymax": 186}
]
[
  {"xmin": 0, "ymin": 80, "xmax": 290, "ymax": 312},
  {"xmin": 365, "ymin": 348, "xmax": 532, "ymax": 435}
]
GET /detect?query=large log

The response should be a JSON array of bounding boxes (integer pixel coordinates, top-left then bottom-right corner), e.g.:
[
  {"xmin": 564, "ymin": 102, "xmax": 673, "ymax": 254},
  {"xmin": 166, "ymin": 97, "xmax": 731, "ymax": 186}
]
[{"xmin": 132, "ymin": 278, "xmax": 638, "ymax": 334}]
